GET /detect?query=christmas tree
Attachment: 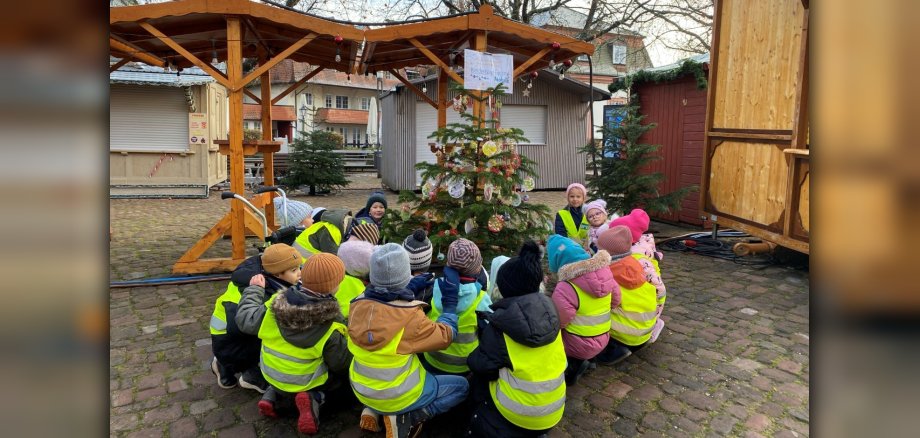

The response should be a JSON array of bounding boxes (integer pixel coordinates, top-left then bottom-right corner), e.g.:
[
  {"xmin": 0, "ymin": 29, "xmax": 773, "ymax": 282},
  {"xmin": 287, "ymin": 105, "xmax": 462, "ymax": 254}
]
[
  {"xmin": 583, "ymin": 93, "xmax": 695, "ymax": 215},
  {"xmin": 284, "ymin": 130, "xmax": 350, "ymax": 195},
  {"xmin": 382, "ymin": 84, "xmax": 551, "ymax": 263}
]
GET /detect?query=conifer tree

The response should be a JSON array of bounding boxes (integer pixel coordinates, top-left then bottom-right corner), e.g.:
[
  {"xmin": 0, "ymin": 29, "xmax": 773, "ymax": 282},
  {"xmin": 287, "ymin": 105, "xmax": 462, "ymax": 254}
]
[{"xmin": 284, "ymin": 130, "xmax": 349, "ymax": 195}]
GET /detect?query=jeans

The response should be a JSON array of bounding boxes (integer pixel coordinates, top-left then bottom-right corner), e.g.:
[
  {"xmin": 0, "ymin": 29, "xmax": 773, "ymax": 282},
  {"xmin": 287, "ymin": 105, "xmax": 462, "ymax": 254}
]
[{"xmin": 376, "ymin": 374, "xmax": 469, "ymax": 417}]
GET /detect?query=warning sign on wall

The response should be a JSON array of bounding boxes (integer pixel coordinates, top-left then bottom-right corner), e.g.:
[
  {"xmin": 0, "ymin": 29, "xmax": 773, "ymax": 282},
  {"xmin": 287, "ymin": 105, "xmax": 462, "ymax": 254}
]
[{"xmin": 189, "ymin": 113, "xmax": 209, "ymax": 145}]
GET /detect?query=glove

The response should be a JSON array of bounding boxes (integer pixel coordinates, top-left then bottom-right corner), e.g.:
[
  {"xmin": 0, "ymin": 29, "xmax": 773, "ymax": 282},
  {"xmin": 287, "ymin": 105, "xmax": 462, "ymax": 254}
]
[
  {"xmin": 406, "ymin": 273, "xmax": 435, "ymax": 296},
  {"xmin": 437, "ymin": 266, "xmax": 461, "ymax": 314}
]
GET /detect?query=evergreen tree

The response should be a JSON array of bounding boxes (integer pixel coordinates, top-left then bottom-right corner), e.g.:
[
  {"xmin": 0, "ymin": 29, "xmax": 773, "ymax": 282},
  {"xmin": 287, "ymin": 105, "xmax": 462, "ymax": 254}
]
[
  {"xmin": 382, "ymin": 85, "xmax": 551, "ymax": 263},
  {"xmin": 284, "ymin": 130, "xmax": 349, "ymax": 195},
  {"xmin": 583, "ymin": 93, "xmax": 695, "ymax": 215}
]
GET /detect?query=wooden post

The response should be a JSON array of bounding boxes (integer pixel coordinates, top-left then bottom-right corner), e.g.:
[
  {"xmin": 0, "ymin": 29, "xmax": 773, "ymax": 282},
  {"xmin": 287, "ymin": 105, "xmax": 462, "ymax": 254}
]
[
  {"xmin": 437, "ymin": 68, "xmax": 448, "ymax": 129},
  {"xmin": 472, "ymin": 31, "xmax": 487, "ymax": 127},
  {"xmin": 227, "ymin": 16, "xmax": 245, "ymax": 260},
  {"xmin": 259, "ymin": 52, "xmax": 276, "ymax": 229}
]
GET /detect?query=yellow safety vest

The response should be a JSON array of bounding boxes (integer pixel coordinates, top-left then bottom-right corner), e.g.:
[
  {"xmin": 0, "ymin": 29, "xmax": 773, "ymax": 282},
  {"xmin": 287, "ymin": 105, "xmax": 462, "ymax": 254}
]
[
  {"xmin": 609, "ymin": 278, "xmax": 658, "ymax": 346},
  {"xmin": 564, "ymin": 282, "xmax": 612, "ymax": 337},
  {"xmin": 336, "ymin": 275, "xmax": 366, "ymax": 319},
  {"xmin": 558, "ymin": 209, "xmax": 589, "ymax": 241},
  {"xmin": 209, "ymin": 282, "xmax": 242, "ymax": 335},
  {"xmin": 424, "ymin": 292, "xmax": 485, "ymax": 374},
  {"xmin": 490, "ymin": 332, "xmax": 567, "ymax": 430},
  {"xmin": 633, "ymin": 253, "xmax": 666, "ymax": 307},
  {"xmin": 293, "ymin": 222, "xmax": 342, "ymax": 260},
  {"xmin": 257, "ymin": 294, "xmax": 346, "ymax": 393},
  {"xmin": 349, "ymin": 328, "xmax": 427, "ymax": 413}
]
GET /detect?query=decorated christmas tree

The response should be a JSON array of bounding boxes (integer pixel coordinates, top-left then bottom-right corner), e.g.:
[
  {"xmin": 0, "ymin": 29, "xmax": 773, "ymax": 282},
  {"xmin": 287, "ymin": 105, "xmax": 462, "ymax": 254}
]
[
  {"xmin": 284, "ymin": 130, "xmax": 349, "ymax": 195},
  {"xmin": 381, "ymin": 84, "xmax": 551, "ymax": 263}
]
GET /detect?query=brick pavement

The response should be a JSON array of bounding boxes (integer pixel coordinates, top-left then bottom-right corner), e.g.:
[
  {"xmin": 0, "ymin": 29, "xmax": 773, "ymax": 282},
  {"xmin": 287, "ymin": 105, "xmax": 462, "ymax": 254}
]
[{"xmin": 110, "ymin": 173, "xmax": 809, "ymax": 437}]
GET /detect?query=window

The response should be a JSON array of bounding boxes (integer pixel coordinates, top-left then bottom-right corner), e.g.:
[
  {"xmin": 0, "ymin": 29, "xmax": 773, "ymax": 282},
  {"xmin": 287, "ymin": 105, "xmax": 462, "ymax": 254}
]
[
  {"xmin": 611, "ymin": 45, "xmax": 627, "ymax": 65},
  {"xmin": 305, "ymin": 93, "xmax": 313, "ymax": 106},
  {"xmin": 336, "ymin": 96, "xmax": 349, "ymax": 109},
  {"xmin": 361, "ymin": 97, "xmax": 370, "ymax": 110},
  {"xmin": 325, "ymin": 94, "xmax": 333, "ymax": 108},
  {"xmin": 339, "ymin": 127, "xmax": 346, "ymax": 139},
  {"xmin": 499, "ymin": 105, "xmax": 547, "ymax": 144},
  {"xmin": 352, "ymin": 128, "xmax": 359, "ymax": 145}
]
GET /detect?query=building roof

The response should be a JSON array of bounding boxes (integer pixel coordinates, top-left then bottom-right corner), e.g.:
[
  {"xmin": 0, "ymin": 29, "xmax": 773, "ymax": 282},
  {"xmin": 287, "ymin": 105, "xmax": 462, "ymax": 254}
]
[
  {"xmin": 243, "ymin": 104, "xmax": 296, "ymax": 121},
  {"xmin": 110, "ymin": 61, "xmax": 216, "ymax": 87},
  {"xmin": 531, "ymin": 6, "xmax": 643, "ymax": 38},
  {"xmin": 315, "ymin": 108, "xmax": 368, "ymax": 125},
  {"xmin": 386, "ymin": 68, "xmax": 611, "ymax": 102},
  {"xmin": 643, "ymin": 52, "xmax": 709, "ymax": 73},
  {"xmin": 255, "ymin": 60, "xmax": 400, "ymax": 90}
]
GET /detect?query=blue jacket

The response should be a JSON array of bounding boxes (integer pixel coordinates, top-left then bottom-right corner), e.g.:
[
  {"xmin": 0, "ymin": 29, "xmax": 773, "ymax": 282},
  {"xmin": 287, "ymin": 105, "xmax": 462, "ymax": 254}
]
[{"xmin": 554, "ymin": 205, "xmax": 585, "ymax": 237}]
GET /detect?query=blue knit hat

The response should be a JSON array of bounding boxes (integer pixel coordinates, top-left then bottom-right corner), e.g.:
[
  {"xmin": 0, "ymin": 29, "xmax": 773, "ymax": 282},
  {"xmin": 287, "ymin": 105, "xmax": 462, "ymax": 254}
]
[
  {"xmin": 547, "ymin": 234, "xmax": 590, "ymax": 273},
  {"xmin": 365, "ymin": 191, "xmax": 388, "ymax": 211}
]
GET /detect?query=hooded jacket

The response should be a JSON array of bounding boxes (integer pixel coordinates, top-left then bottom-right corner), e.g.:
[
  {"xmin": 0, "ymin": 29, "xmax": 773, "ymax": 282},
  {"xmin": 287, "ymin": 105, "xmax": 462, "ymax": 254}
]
[
  {"xmin": 295, "ymin": 208, "xmax": 352, "ymax": 256},
  {"xmin": 607, "ymin": 255, "xmax": 661, "ymax": 345},
  {"xmin": 551, "ymin": 250, "xmax": 620, "ymax": 360},
  {"xmin": 236, "ymin": 285, "xmax": 352, "ymax": 375}
]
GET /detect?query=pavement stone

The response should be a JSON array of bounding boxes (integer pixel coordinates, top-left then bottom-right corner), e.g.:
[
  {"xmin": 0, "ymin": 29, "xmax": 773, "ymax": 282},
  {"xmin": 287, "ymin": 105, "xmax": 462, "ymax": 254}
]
[{"xmin": 110, "ymin": 180, "xmax": 810, "ymax": 437}]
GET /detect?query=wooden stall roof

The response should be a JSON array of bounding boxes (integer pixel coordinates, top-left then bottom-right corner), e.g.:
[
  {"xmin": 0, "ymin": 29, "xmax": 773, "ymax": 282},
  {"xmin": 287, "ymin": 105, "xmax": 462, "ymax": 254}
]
[
  {"xmin": 110, "ymin": 0, "xmax": 363, "ymax": 73},
  {"xmin": 361, "ymin": 5, "xmax": 595, "ymax": 76}
]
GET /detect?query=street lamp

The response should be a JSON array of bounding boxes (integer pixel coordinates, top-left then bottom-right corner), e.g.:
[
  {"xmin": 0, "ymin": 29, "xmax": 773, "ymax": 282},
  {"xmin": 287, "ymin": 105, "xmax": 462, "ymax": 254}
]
[{"xmin": 299, "ymin": 102, "xmax": 308, "ymax": 131}]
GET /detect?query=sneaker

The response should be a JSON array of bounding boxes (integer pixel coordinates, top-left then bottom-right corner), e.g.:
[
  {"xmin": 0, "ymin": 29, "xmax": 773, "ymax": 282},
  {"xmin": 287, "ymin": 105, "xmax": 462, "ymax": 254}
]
[
  {"xmin": 238, "ymin": 368, "xmax": 268, "ymax": 394},
  {"xmin": 382, "ymin": 409, "xmax": 429, "ymax": 438},
  {"xmin": 295, "ymin": 392, "xmax": 320, "ymax": 434},
  {"xmin": 595, "ymin": 344, "xmax": 633, "ymax": 366},
  {"xmin": 210, "ymin": 357, "xmax": 237, "ymax": 389},
  {"xmin": 257, "ymin": 387, "xmax": 278, "ymax": 418},
  {"xmin": 359, "ymin": 407, "xmax": 381, "ymax": 433}
]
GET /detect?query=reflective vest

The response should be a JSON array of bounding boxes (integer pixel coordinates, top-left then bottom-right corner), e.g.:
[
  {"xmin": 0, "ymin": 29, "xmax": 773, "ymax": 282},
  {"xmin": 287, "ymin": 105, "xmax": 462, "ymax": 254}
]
[
  {"xmin": 424, "ymin": 292, "xmax": 485, "ymax": 374},
  {"xmin": 564, "ymin": 281, "xmax": 612, "ymax": 337},
  {"xmin": 257, "ymin": 294, "xmax": 346, "ymax": 393},
  {"xmin": 490, "ymin": 332, "xmax": 567, "ymax": 430},
  {"xmin": 609, "ymin": 278, "xmax": 658, "ymax": 346},
  {"xmin": 633, "ymin": 253, "xmax": 666, "ymax": 307},
  {"xmin": 293, "ymin": 222, "xmax": 342, "ymax": 260},
  {"xmin": 349, "ymin": 328, "xmax": 427, "ymax": 413},
  {"xmin": 558, "ymin": 209, "xmax": 589, "ymax": 241},
  {"xmin": 336, "ymin": 275, "xmax": 365, "ymax": 319},
  {"xmin": 209, "ymin": 282, "xmax": 242, "ymax": 335}
]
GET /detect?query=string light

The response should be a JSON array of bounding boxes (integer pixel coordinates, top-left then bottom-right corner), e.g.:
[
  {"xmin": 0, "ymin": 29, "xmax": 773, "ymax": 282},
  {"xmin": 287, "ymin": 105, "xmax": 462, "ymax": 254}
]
[{"xmin": 210, "ymin": 39, "xmax": 218, "ymax": 65}]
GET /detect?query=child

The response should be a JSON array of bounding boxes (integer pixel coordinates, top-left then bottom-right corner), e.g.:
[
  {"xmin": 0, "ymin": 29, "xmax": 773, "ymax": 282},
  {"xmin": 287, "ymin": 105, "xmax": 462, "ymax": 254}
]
[
  {"xmin": 402, "ymin": 229, "xmax": 435, "ymax": 303},
  {"xmin": 467, "ymin": 241, "xmax": 567, "ymax": 438},
  {"xmin": 209, "ymin": 243, "xmax": 302, "ymax": 393},
  {"xmin": 547, "ymin": 235, "xmax": 620, "ymax": 385},
  {"xmin": 353, "ymin": 191, "xmax": 387, "ymax": 233},
  {"xmin": 595, "ymin": 226, "xmax": 661, "ymax": 364},
  {"xmin": 273, "ymin": 197, "xmax": 314, "ymax": 228},
  {"xmin": 348, "ymin": 222, "xmax": 380, "ymax": 245},
  {"xmin": 582, "ymin": 199, "xmax": 618, "ymax": 253},
  {"xmin": 335, "ymin": 240, "xmax": 375, "ymax": 319},
  {"xmin": 293, "ymin": 208, "xmax": 353, "ymax": 259},
  {"xmin": 235, "ymin": 253, "xmax": 352, "ymax": 435},
  {"xmin": 554, "ymin": 183, "xmax": 589, "ymax": 243},
  {"xmin": 347, "ymin": 244, "xmax": 468, "ymax": 437},
  {"xmin": 486, "ymin": 255, "xmax": 510, "ymax": 303},
  {"xmin": 423, "ymin": 238, "xmax": 493, "ymax": 375},
  {"xmin": 609, "ymin": 208, "xmax": 667, "ymax": 341}
]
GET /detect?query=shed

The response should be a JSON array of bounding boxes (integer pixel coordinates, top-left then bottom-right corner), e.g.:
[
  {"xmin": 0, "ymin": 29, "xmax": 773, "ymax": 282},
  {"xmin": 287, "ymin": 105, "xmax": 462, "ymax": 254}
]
[
  {"xmin": 629, "ymin": 53, "xmax": 710, "ymax": 226},
  {"xmin": 379, "ymin": 70, "xmax": 611, "ymax": 191}
]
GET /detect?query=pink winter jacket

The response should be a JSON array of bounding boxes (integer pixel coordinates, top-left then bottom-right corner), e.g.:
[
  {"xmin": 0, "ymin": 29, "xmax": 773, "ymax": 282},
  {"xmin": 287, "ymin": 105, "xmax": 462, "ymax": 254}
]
[{"xmin": 551, "ymin": 250, "xmax": 621, "ymax": 360}]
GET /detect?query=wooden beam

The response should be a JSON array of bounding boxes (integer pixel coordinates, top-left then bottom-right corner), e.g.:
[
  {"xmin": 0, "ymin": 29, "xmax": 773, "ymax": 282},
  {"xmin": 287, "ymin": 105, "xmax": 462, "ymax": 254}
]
[
  {"xmin": 785, "ymin": 8, "xmax": 810, "ymax": 237},
  {"xmin": 706, "ymin": 131, "xmax": 792, "ymax": 142},
  {"xmin": 359, "ymin": 42, "xmax": 377, "ymax": 75},
  {"xmin": 472, "ymin": 31, "xmax": 487, "ymax": 127},
  {"xmin": 245, "ymin": 90, "xmax": 261, "ymax": 104},
  {"xmin": 243, "ymin": 17, "xmax": 274, "ymax": 57},
  {"xmin": 272, "ymin": 66, "xmax": 325, "ymax": 105},
  {"xmin": 109, "ymin": 58, "xmax": 130, "ymax": 73},
  {"xmin": 437, "ymin": 68, "xmax": 449, "ymax": 129},
  {"xmin": 513, "ymin": 46, "xmax": 552, "ymax": 78},
  {"xmin": 408, "ymin": 38, "xmax": 464, "ymax": 84},
  {"xmin": 176, "ymin": 213, "xmax": 232, "ymax": 263},
  {"xmin": 173, "ymin": 258, "xmax": 247, "ymax": 274},
  {"xmin": 236, "ymin": 33, "xmax": 316, "ymax": 90},
  {"xmin": 388, "ymin": 68, "xmax": 437, "ymax": 109},
  {"xmin": 259, "ymin": 52, "xmax": 276, "ymax": 230},
  {"xmin": 227, "ymin": 16, "xmax": 246, "ymax": 260},
  {"xmin": 137, "ymin": 21, "xmax": 232, "ymax": 89},
  {"xmin": 109, "ymin": 36, "xmax": 166, "ymax": 67},
  {"xmin": 700, "ymin": 0, "xmax": 724, "ymax": 217}
]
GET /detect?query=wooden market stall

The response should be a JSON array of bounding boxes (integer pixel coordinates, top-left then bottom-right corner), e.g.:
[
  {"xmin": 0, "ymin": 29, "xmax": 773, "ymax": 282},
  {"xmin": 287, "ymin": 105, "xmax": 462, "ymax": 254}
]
[{"xmin": 700, "ymin": 0, "xmax": 809, "ymax": 253}]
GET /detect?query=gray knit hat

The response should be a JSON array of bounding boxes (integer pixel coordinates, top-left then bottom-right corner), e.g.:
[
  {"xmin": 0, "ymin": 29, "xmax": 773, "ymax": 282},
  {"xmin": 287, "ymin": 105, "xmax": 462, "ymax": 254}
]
[
  {"xmin": 273, "ymin": 198, "xmax": 313, "ymax": 227},
  {"xmin": 402, "ymin": 229, "xmax": 433, "ymax": 272},
  {"xmin": 369, "ymin": 243, "xmax": 413, "ymax": 291}
]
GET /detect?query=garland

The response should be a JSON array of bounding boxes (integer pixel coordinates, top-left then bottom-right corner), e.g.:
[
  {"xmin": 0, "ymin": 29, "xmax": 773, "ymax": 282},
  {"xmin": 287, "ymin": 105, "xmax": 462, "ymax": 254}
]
[{"xmin": 608, "ymin": 59, "xmax": 708, "ymax": 94}]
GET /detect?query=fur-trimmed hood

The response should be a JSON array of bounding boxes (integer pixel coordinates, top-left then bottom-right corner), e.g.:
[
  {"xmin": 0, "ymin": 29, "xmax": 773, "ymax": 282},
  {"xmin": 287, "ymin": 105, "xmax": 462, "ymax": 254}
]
[{"xmin": 272, "ymin": 288, "xmax": 341, "ymax": 331}]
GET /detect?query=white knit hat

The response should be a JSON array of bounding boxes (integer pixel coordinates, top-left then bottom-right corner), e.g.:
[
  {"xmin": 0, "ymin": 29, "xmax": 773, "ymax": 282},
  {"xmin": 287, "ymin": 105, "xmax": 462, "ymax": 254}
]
[{"xmin": 273, "ymin": 198, "xmax": 312, "ymax": 227}]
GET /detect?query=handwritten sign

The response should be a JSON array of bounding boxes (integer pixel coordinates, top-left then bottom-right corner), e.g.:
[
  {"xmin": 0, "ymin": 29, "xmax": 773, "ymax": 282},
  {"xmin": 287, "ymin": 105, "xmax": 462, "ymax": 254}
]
[
  {"xmin": 463, "ymin": 49, "xmax": 513, "ymax": 92},
  {"xmin": 189, "ymin": 113, "xmax": 209, "ymax": 146}
]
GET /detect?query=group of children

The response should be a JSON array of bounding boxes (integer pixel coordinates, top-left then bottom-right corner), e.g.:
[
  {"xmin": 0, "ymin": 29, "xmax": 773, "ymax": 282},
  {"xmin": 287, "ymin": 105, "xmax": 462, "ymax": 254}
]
[{"xmin": 207, "ymin": 187, "xmax": 667, "ymax": 437}]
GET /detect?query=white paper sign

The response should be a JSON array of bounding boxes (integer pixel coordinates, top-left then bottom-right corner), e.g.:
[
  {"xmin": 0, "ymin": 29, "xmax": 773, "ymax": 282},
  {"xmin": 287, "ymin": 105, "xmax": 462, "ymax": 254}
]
[
  {"xmin": 188, "ymin": 113, "xmax": 209, "ymax": 146},
  {"xmin": 464, "ymin": 49, "xmax": 513, "ymax": 92}
]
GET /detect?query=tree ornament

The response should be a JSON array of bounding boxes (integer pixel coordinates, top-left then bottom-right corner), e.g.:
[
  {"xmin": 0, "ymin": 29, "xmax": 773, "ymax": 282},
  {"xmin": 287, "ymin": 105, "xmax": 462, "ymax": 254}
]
[
  {"xmin": 437, "ymin": 252, "xmax": 446, "ymax": 262},
  {"xmin": 448, "ymin": 179, "xmax": 465, "ymax": 198},
  {"xmin": 522, "ymin": 176, "xmax": 535, "ymax": 192},
  {"xmin": 488, "ymin": 214, "xmax": 505, "ymax": 232},
  {"xmin": 482, "ymin": 140, "xmax": 498, "ymax": 157},
  {"xmin": 464, "ymin": 217, "xmax": 476, "ymax": 234},
  {"xmin": 483, "ymin": 183, "xmax": 494, "ymax": 201},
  {"xmin": 511, "ymin": 192, "xmax": 522, "ymax": 207}
]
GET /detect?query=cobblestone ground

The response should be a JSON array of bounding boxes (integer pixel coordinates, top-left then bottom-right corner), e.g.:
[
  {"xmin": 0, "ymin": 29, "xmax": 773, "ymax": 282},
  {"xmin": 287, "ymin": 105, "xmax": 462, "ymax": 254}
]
[{"xmin": 111, "ymin": 173, "xmax": 809, "ymax": 437}]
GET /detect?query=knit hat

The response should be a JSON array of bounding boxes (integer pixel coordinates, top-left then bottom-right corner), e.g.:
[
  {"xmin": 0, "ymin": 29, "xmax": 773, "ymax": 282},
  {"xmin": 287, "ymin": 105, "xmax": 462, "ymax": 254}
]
[
  {"xmin": 608, "ymin": 208, "xmax": 650, "ymax": 243},
  {"xmin": 566, "ymin": 183, "xmax": 587, "ymax": 198},
  {"xmin": 300, "ymin": 253, "xmax": 346, "ymax": 294},
  {"xmin": 447, "ymin": 238, "xmax": 483, "ymax": 277},
  {"xmin": 273, "ymin": 198, "xmax": 313, "ymax": 227},
  {"xmin": 261, "ymin": 243, "xmax": 302, "ymax": 275},
  {"xmin": 351, "ymin": 223, "xmax": 380, "ymax": 244},
  {"xmin": 487, "ymin": 255, "xmax": 510, "ymax": 300},
  {"xmin": 336, "ymin": 240, "xmax": 374, "ymax": 279},
  {"xmin": 582, "ymin": 199, "xmax": 607, "ymax": 217},
  {"xmin": 402, "ymin": 229, "xmax": 433, "ymax": 272},
  {"xmin": 497, "ymin": 241, "xmax": 543, "ymax": 297},
  {"xmin": 311, "ymin": 207, "xmax": 327, "ymax": 221},
  {"xmin": 597, "ymin": 225, "xmax": 634, "ymax": 261},
  {"xmin": 365, "ymin": 191, "xmax": 388, "ymax": 211},
  {"xmin": 547, "ymin": 234, "xmax": 590, "ymax": 273},
  {"xmin": 369, "ymin": 243, "xmax": 413, "ymax": 291}
]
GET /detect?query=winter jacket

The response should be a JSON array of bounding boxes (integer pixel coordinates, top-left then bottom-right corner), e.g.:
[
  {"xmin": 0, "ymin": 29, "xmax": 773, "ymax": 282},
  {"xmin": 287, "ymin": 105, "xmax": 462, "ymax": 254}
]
[
  {"xmin": 554, "ymin": 205, "xmax": 586, "ymax": 238},
  {"xmin": 235, "ymin": 285, "xmax": 352, "ymax": 375},
  {"xmin": 431, "ymin": 276, "xmax": 493, "ymax": 316},
  {"xmin": 607, "ymin": 256, "xmax": 660, "ymax": 346},
  {"xmin": 632, "ymin": 234, "xmax": 666, "ymax": 309},
  {"xmin": 551, "ymin": 250, "xmax": 620, "ymax": 360},
  {"xmin": 294, "ymin": 209, "xmax": 351, "ymax": 257},
  {"xmin": 586, "ymin": 219, "xmax": 613, "ymax": 253},
  {"xmin": 347, "ymin": 285, "xmax": 459, "ymax": 413},
  {"xmin": 424, "ymin": 277, "xmax": 493, "ymax": 373},
  {"xmin": 353, "ymin": 208, "xmax": 383, "ymax": 235},
  {"xmin": 467, "ymin": 292, "xmax": 562, "ymax": 436}
]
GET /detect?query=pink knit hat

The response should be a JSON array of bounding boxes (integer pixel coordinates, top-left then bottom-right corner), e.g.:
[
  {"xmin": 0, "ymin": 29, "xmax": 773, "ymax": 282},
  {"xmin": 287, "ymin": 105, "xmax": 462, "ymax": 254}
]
[
  {"xmin": 566, "ymin": 183, "xmax": 587, "ymax": 198},
  {"xmin": 582, "ymin": 199, "xmax": 607, "ymax": 216},
  {"xmin": 608, "ymin": 208, "xmax": 650, "ymax": 243}
]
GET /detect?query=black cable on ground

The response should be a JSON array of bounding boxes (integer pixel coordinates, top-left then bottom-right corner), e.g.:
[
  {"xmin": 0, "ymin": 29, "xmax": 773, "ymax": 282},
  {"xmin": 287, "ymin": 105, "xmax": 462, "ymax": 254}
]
[{"xmin": 659, "ymin": 233, "xmax": 778, "ymax": 267}]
